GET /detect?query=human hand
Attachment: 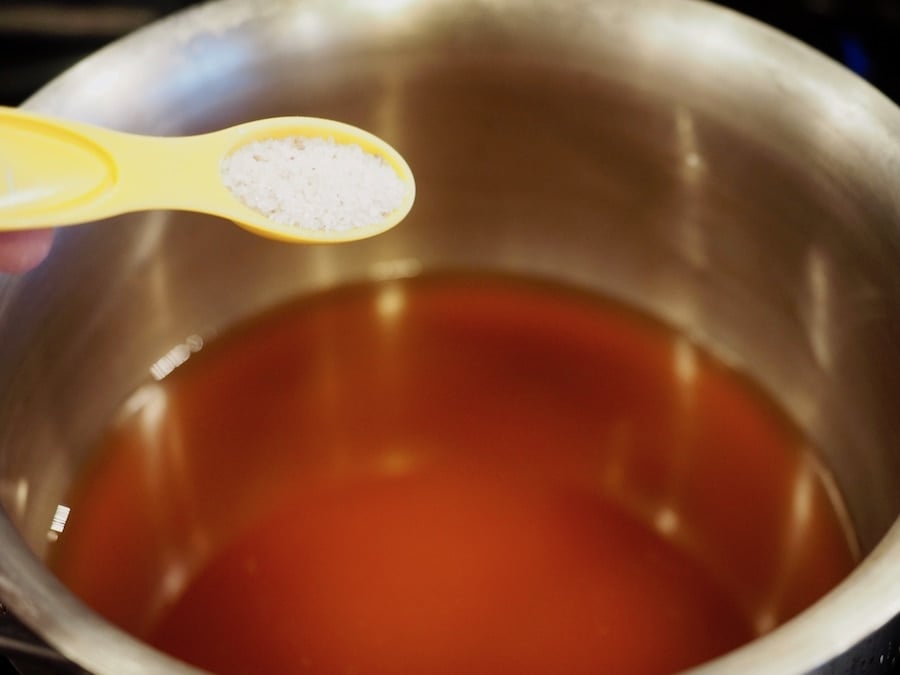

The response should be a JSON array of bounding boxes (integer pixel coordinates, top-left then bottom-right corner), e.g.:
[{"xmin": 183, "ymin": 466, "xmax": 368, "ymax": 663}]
[{"xmin": 0, "ymin": 230, "xmax": 54, "ymax": 274}]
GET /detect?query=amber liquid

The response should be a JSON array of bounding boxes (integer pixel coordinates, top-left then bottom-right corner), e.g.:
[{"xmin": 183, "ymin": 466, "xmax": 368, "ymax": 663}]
[{"xmin": 50, "ymin": 275, "xmax": 857, "ymax": 675}]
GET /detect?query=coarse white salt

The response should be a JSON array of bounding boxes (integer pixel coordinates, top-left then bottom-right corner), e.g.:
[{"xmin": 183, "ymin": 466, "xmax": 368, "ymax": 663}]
[{"xmin": 220, "ymin": 136, "xmax": 407, "ymax": 232}]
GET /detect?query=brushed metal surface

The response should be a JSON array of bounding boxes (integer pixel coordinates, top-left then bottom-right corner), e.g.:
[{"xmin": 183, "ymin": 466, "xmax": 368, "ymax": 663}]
[{"xmin": 0, "ymin": 0, "xmax": 899, "ymax": 673}]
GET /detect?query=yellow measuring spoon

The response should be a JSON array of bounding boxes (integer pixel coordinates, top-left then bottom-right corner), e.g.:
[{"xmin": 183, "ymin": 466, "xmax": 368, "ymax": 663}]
[{"xmin": 0, "ymin": 106, "xmax": 415, "ymax": 244}]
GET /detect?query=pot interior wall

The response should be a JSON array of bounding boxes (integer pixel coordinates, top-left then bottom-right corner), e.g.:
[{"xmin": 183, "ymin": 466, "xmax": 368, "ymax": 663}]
[{"xmin": 0, "ymin": 2, "xmax": 899, "ymax": 672}]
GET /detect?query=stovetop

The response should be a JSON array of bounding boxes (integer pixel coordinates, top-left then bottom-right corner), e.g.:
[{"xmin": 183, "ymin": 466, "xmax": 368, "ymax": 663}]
[
  {"xmin": 0, "ymin": 604, "xmax": 83, "ymax": 674},
  {"xmin": 0, "ymin": 1, "xmax": 195, "ymax": 107},
  {"xmin": 2, "ymin": 0, "xmax": 900, "ymax": 673}
]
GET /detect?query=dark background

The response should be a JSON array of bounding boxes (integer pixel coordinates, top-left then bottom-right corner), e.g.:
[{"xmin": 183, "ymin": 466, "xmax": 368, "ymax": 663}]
[{"xmin": 0, "ymin": 0, "xmax": 899, "ymax": 106}]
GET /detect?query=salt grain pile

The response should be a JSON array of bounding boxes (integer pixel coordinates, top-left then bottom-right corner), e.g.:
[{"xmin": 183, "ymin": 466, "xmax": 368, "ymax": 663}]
[{"xmin": 220, "ymin": 136, "xmax": 407, "ymax": 232}]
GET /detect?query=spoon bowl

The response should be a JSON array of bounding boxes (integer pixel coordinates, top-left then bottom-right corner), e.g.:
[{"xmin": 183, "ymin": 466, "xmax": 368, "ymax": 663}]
[{"xmin": 0, "ymin": 107, "xmax": 416, "ymax": 243}]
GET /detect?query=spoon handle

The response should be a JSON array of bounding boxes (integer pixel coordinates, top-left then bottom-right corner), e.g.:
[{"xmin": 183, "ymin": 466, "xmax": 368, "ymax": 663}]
[{"xmin": 0, "ymin": 106, "xmax": 227, "ymax": 230}]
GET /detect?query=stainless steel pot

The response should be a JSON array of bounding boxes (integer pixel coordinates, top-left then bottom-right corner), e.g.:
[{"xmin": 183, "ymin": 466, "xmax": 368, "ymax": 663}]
[{"xmin": 1, "ymin": 0, "xmax": 899, "ymax": 672}]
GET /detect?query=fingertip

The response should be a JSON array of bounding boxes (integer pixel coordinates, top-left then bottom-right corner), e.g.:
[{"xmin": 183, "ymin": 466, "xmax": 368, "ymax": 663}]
[{"xmin": 0, "ymin": 230, "xmax": 55, "ymax": 275}]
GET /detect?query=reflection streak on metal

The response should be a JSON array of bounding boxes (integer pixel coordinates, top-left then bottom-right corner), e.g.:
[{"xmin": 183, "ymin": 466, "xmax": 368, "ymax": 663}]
[
  {"xmin": 136, "ymin": 380, "xmax": 211, "ymax": 625},
  {"xmin": 675, "ymin": 107, "xmax": 708, "ymax": 270},
  {"xmin": 305, "ymin": 245, "xmax": 343, "ymax": 289},
  {"xmin": 646, "ymin": 336, "xmax": 698, "ymax": 552},
  {"xmin": 370, "ymin": 257, "xmax": 422, "ymax": 281},
  {"xmin": 142, "ymin": 215, "xmax": 178, "ymax": 354},
  {"xmin": 791, "ymin": 459, "xmax": 815, "ymax": 528},
  {"xmin": 751, "ymin": 454, "xmax": 816, "ymax": 636},
  {"xmin": 676, "ymin": 107, "xmax": 703, "ymax": 177},
  {"xmin": 135, "ymin": 384, "xmax": 167, "ymax": 451},
  {"xmin": 805, "ymin": 247, "xmax": 833, "ymax": 371},
  {"xmin": 128, "ymin": 210, "xmax": 170, "ymax": 269},
  {"xmin": 14, "ymin": 478, "xmax": 28, "ymax": 518},
  {"xmin": 374, "ymin": 70, "xmax": 405, "ymax": 151},
  {"xmin": 119, "ymin": 383, "xmax": 168, "ymax": 432}
]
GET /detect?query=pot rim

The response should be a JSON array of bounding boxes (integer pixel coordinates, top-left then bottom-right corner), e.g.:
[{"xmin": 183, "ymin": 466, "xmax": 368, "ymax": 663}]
[{"xmin": 3, "ymin": 0, "xmax": 900, "ymax": 673}]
